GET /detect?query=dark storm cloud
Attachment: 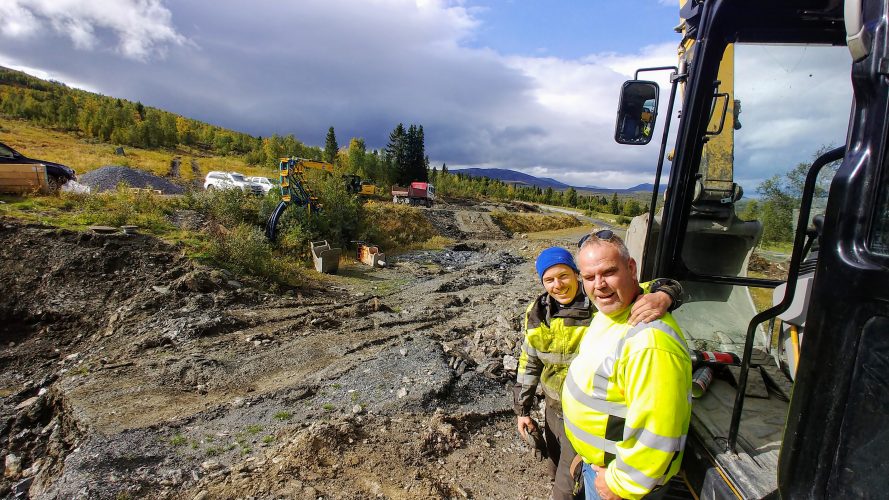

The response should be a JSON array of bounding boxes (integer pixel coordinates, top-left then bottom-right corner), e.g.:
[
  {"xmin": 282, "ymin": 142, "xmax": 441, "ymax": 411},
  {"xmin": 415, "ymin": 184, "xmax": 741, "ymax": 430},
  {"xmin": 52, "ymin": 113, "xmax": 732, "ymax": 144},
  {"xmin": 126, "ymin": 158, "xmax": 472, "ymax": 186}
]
[{"xmin": 3, "ymin": 1, "xmax": 849, "ymax": 190}]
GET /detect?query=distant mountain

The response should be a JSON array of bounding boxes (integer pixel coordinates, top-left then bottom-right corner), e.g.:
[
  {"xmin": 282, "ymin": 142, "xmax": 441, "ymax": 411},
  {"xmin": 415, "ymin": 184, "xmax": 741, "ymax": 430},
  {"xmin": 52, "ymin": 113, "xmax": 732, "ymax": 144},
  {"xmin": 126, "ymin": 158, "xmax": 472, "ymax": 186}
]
[
  {"xmin": 451, "ymin": 167, "xmax": 664, "ymax": 193},
  {"xmin": 624, "ymin": 183, "xmax": 667, "ymax": 193},
  {"xmin": 450, "ymin": 168, "xmax": 571, "ymax": 190}
]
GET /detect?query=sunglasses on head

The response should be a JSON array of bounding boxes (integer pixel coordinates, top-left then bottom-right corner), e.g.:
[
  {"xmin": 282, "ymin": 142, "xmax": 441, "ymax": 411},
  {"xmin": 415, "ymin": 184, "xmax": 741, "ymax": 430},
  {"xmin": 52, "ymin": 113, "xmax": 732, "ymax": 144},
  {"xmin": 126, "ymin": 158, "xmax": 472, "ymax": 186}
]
[{"xmin": 577, "ymin": 229, "xmax": 615, "ymax": 248}]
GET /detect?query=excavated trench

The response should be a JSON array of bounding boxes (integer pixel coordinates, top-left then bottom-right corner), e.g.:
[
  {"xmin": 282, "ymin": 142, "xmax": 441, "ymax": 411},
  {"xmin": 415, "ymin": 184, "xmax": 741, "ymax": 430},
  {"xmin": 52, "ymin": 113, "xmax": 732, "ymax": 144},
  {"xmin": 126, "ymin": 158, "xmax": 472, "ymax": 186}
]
[{"xmin": 0, "ymin": 207, "xmax": 583, "ymax": 499}]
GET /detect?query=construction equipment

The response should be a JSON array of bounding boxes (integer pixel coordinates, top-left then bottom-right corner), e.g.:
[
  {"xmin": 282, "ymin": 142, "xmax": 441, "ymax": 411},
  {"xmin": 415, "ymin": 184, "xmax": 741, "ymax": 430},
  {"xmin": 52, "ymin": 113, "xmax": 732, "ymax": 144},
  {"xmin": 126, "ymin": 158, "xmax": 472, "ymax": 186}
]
[
  {"xmin": 354, "ymin": 241, "xmax": 386, "ymax": 268},
  {"xmin": 614, "ymin": 1, "xmax": 889, "ymax": 497},
  {"xmin": 264, "ymin": 157, "xmax": 333, "ymax": 241},
  {"xmin": 342, "ymin": 174, "xmax": 377, "ymax": 197},
  {"xmin": 310, "ymin": 240, "xmax": 341, "ymax": 274},
  {"xmin": 391, "ymin": 181, "xmax": 435, "ymax": 207}
]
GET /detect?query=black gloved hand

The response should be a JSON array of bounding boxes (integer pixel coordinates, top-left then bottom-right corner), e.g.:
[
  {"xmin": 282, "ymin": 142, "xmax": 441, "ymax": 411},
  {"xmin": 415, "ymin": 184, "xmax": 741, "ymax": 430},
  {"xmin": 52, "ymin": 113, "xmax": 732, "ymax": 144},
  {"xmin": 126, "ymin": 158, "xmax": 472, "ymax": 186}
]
[{"xmin": 520, "ymin": 420, "xmax": 548, "ymax": 461}]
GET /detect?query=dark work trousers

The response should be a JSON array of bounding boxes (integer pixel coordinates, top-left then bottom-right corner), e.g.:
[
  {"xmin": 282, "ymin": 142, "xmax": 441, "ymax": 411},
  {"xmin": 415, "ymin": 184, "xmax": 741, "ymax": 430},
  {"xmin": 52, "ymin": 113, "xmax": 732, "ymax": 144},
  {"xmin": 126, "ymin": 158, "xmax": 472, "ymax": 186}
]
[{"xmin": 545, "ymin": 398, "xmax": 582, "ymax": 500}]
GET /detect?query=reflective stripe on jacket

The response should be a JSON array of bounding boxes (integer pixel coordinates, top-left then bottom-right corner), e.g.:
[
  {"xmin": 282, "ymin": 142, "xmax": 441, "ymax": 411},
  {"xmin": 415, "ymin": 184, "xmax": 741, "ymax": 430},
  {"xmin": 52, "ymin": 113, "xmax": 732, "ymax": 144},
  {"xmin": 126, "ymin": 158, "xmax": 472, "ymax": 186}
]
[
  {"xmin": 561, "ymin": 309, "xmax": 692, "ymax": 500},
  {"xmin": 514, "ymin": 280, "xmax": 681, "ymax": 416}
]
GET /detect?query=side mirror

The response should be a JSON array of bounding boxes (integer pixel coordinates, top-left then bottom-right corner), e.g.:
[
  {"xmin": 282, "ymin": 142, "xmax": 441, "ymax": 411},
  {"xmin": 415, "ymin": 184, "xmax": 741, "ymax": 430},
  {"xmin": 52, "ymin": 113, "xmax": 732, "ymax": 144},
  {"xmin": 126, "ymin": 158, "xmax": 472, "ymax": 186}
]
[{"xmin": 615, "ymin": 80, "xmax": 659, "ymax": 145}]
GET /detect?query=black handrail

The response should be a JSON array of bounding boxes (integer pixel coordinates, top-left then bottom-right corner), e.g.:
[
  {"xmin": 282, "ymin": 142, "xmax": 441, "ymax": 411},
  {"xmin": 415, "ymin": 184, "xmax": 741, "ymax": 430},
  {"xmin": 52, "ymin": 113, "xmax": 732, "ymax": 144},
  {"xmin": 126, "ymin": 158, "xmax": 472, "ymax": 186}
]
[{"xmin": 727, "ymin": 145, "xmax": 846, "ymax": 452}]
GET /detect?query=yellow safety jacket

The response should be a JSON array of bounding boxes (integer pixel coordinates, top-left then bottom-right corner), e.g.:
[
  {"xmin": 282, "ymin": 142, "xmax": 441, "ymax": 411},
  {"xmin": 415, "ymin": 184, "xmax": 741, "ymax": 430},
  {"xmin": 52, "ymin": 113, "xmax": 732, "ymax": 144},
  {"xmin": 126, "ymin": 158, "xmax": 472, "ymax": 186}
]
[
  {"xmin": 562, "ymin": 308, "xmax": 692, "ymax": 500},
  {"xmin": 514, "ymin": 280, "xmax": 682, "ymax": 417},
  {"xmin": 514, "ymin": 289, "xmax": 591, "ymax": 415}
]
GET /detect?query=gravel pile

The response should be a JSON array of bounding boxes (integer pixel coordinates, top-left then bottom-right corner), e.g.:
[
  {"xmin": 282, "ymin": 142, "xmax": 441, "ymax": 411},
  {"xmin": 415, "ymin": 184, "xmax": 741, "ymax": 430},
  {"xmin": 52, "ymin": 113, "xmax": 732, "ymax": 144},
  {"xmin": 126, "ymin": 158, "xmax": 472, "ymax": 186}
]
[{"xmin": 79, "ymin": 166, "xmax": 185, "ymax": 194}]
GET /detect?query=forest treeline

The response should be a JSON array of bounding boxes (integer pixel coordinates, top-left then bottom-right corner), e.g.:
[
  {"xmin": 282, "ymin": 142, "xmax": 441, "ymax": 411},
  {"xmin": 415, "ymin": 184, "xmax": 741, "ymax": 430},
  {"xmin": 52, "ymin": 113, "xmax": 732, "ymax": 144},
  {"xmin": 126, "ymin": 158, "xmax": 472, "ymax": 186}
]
[
  {"xmin": 1, "ymin": 65, "xmax": 647, "ymax": 219},
  {"xmin": 430, "ymin": 165, "xmax": 648, "ymax": 220}
]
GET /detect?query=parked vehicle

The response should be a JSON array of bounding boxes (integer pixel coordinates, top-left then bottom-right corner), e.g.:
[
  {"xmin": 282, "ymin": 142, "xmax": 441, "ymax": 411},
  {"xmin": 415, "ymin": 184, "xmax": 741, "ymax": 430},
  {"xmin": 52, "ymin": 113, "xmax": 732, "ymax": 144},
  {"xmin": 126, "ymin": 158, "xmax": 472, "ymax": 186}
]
[
  {"xmin": 391, "ymin": 181, "xmax": 435, "ymax": 207},
  {"xmin": 204, "ymin": 171, "xmax": 263, "ymax": 195},
  {"xmin": 247, "ymin": 176, "xmax": 275, "ymax": 195},
  {"xmin": 0, "ymin": 141, "xmax": 76, "ymax": 193}
]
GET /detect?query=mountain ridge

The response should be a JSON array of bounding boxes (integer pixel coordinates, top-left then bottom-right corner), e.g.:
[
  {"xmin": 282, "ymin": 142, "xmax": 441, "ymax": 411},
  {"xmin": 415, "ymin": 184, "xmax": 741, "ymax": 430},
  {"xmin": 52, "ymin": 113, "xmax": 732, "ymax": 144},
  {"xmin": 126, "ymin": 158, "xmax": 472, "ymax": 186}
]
[{"xmin": 450, "ymin": 167, "xmax": 665, "ymax": 193}]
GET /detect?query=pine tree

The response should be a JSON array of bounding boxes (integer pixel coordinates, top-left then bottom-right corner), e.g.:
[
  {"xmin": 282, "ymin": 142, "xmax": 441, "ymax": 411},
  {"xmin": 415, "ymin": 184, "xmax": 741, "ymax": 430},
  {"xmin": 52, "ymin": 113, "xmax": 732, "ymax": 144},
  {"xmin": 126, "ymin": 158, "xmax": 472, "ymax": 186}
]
[
  {"xmin": 324, "ymin": 126, "xmax": 338, "ymax": 165},
  {"xmin": 386, "ymin": 123, "xmax": 407, "ymax": 184},
  {"xmin": 564, "ymin": 187, "xmax": 578, "ymax": 207},
  {"xmin": 610, "ymin": 193, "xmax": 621, "ymax": 214},
  {"xmin": 413, "ymin": 125, "xmax": 427, "ymax": 182}
]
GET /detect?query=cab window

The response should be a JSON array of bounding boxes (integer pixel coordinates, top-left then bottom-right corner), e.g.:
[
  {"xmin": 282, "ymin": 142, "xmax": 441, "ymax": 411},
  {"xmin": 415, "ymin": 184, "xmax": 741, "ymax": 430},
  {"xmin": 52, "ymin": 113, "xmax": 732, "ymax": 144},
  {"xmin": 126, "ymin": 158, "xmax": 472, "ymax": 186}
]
[{"xmin": 871, "ymin": 168, "xmax": 889, "ymax": 257}]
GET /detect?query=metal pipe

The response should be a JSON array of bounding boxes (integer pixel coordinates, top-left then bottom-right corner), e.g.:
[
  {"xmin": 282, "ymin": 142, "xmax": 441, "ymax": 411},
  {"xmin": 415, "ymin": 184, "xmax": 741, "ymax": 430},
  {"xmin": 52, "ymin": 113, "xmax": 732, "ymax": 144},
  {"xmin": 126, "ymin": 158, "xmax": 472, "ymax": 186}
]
[{"xmin": 631, "ymin": 66, "xmax": 680, "ymax": 281}]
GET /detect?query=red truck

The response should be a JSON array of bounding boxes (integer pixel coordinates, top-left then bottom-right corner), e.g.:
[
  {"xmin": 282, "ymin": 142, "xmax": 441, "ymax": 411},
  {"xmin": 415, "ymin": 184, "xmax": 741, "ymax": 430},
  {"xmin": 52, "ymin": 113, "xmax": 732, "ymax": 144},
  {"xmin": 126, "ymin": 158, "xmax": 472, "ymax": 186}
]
[{"xmin": 391, "ymin": 181, "xmax": 435, "ymax": 207}]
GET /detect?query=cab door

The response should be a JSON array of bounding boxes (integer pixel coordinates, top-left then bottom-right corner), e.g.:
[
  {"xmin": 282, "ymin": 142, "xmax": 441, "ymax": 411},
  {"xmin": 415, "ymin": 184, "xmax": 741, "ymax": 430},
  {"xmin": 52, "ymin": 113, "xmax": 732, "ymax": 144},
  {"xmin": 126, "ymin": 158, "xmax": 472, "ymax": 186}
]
[
  {"xmin": 778, "ymin": 1, "xmax": 889, "ymax": 495},
  {"xmin": 0, "ymin": 143, "xmax": 50, "ymax": 194}
]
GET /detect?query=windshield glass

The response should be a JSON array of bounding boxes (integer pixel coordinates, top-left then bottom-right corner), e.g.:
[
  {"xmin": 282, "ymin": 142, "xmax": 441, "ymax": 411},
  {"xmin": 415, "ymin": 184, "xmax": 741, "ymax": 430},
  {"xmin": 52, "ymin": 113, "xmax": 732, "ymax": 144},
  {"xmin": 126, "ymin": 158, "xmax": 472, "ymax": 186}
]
[
  {"xmin": 230, "ymin": 174, "xmax": 246, "ymax": 182},
  {"xmin": 0, "ymin": 143, "xmax": 16, "ymax": 158},
  {"xmin": 671, "ymin": 43, "xmax": 851, "ymax": 353}
]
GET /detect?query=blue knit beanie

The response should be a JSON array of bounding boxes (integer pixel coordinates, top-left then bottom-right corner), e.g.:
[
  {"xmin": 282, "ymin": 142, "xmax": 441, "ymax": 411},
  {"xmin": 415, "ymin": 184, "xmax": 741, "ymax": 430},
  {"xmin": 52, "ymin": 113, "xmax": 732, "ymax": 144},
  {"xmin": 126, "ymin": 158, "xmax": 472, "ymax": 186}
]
[{"xmin": 535, "ymin": 247, "xmax": 578, "ymax": 281}]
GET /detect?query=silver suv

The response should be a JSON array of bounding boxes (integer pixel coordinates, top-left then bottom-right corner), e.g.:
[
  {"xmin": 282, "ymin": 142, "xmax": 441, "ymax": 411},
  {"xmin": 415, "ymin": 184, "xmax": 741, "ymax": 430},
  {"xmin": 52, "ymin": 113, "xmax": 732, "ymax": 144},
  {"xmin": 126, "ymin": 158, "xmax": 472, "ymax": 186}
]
[{"xmin": 204, "ymin": 171, "xmax": 263, "ymax": 195}]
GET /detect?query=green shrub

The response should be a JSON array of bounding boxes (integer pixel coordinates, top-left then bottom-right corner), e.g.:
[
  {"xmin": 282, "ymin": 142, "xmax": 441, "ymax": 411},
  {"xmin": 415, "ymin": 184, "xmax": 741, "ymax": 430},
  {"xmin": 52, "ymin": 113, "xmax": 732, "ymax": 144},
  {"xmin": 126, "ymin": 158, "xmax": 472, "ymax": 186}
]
[
  {"xmin": 206, "ymin": 223, "xmax": 306, "ymax": 286},
  {"xmin": 273, "ymin": 411, "xmax": 292, "ymax": 421},
  {"xmin": 77, "ymin": 186, "xmax": 173, "ymax": 232},
  {"xmin": 358, "ymin": 201, "xmax": 438, "ymax": 248},
  {"xmin": 182, "ymin": 188, "xmax": 264, "ymax": 227},
  {"xmin": 208, "ymin": 223, "xmax": 271, "ymax": 273}
]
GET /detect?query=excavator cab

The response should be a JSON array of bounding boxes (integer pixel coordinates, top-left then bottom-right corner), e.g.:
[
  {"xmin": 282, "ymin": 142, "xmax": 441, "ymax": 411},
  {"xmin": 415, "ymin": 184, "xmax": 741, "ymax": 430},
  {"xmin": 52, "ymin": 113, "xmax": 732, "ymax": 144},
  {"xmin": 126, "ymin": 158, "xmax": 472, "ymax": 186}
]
[{"xmin": 614, "ymin": 0, "xmax": 889, "ymax": 497}]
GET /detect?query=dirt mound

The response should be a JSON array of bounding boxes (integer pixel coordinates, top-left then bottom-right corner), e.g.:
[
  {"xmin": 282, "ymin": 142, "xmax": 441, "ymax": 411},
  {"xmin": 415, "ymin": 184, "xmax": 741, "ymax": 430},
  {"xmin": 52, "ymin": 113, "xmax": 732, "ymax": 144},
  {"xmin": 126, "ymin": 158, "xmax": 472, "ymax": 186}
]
[
  {"xmin": 0, "ymin": 209, "xmax": 561, "ymax": 499},
  {"xmin": 749, "ymin": 253, "xmax": 787, "ymax": 279},
  {"xmin": 0, "ymin": 218, "xmax": 283, "ymax": 497},
  {"xmin": 185, "ymin": 412, "xmax": 549, "ymax": 500},
  {"xmin": 79, "ymin": 165, "xmax": 186, "ymax": 194}
]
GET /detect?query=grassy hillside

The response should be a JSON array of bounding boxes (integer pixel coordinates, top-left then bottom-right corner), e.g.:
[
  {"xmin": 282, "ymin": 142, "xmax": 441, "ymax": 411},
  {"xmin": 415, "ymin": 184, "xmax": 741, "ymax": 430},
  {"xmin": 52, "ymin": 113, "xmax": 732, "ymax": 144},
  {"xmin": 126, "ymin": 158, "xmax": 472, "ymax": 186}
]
[{"xmin": 0, "ymin": 119, "xmax": 273, "ymax": 181}]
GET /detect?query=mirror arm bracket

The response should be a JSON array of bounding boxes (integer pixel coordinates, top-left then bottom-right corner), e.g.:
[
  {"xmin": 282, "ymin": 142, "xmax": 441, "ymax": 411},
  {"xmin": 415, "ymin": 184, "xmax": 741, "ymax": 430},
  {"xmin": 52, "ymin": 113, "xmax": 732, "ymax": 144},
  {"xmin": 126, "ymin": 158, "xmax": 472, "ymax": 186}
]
[{"xmin": 634, "ymin": 65, "xmax": 679, "ymax": 80}]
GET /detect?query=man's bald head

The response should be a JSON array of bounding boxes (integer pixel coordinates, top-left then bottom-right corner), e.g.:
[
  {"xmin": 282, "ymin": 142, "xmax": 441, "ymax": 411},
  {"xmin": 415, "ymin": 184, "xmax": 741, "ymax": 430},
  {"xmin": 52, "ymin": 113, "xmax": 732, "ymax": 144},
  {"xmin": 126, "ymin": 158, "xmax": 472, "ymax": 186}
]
[{"xmin": 577, "ymin": 234, "xmax": 639, "ymax": 316}]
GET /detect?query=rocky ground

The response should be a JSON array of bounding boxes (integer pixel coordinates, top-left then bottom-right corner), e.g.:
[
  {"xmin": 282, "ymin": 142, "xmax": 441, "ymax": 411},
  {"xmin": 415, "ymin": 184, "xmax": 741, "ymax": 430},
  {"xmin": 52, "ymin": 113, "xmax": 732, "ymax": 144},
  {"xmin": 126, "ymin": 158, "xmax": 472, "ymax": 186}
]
[{"xmin": 0, "ymin": 202, "xmax": 593, "ymax": 500}]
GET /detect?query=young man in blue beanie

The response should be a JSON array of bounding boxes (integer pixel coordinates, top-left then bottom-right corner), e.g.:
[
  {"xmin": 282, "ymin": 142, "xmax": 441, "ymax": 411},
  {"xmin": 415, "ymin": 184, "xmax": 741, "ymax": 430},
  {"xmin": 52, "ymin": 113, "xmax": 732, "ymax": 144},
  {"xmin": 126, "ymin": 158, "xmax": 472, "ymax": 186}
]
[{"xmin": 514, "ymin": 246, "xmax": 682, "ymax": 500}]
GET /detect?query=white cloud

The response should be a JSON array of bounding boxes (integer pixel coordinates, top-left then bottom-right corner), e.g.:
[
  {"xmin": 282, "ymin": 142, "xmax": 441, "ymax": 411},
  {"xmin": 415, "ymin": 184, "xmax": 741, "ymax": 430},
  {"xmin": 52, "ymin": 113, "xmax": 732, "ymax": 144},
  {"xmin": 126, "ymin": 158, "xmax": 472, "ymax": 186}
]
[
  {"xmin": 0, "ymin": 0, "xmax": 187, "ymax": 61},
  {"xmin": 0, "ymin": 2, "xmax": 41, "ymax": 38},
  {"xmin": 733, "ymin": 44, "xmax": 852, "ymax": 190}
]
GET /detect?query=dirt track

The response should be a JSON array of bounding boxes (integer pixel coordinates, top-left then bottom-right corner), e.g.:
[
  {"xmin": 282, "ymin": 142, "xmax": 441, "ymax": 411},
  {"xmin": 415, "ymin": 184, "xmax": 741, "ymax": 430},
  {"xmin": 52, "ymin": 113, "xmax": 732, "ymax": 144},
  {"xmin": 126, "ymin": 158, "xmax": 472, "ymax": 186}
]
[{"xmin": 0, "ymin": 202, "xmax": 592, "ymax": 499}]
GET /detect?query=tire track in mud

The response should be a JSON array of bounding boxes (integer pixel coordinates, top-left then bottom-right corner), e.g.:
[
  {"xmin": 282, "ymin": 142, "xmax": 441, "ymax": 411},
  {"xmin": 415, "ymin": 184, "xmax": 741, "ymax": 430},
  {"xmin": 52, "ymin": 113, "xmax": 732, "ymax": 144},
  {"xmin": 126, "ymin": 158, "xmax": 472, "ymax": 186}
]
[
  {"xmin": 422, "ymin": 208, "xmax": 510, "ymax": 240},
  {"xmin": 454, "ymin": 210, "xmax": 509, "ymax": 239},
  {"xmin": 166, "ymin": 157, "xmax": 181, "ymax": 179}
]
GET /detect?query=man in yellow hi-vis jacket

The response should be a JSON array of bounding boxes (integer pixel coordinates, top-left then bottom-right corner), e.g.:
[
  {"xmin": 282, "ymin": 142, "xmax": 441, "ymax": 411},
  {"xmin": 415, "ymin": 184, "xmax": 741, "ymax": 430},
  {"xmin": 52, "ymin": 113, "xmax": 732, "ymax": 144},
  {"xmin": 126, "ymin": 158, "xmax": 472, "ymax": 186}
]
[
  {"xmin": 562, "ymin": 231, "xmax": 692, "ymax": 500},
  {"xmin": 515, "ymin": 246, "xmax": 682, "ymax": 500}
]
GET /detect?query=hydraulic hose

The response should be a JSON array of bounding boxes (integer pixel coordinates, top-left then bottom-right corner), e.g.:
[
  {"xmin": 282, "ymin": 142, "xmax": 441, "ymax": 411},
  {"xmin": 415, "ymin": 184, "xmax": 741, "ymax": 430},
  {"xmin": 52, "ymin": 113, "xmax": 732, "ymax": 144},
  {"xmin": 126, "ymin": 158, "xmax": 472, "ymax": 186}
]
[{"xmin": 265, "ymin": 200, "xmax": 288, "ymax": 241}]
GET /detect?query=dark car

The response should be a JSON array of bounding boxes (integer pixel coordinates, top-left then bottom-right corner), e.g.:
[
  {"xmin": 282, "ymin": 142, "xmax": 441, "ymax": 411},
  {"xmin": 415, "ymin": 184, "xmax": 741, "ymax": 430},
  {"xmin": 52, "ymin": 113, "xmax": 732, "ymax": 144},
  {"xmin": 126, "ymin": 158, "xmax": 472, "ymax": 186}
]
[{"xmin": 0, "ymin": 141, "xmax": 77, "ymax": 190}]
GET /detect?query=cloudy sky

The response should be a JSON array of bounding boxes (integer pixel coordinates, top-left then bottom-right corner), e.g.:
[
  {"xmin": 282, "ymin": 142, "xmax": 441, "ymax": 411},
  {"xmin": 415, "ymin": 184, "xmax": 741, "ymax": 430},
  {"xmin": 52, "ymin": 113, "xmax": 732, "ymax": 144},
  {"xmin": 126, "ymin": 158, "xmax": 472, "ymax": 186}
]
[{"xmin": 0, "ymin": 0, "xmax": 853, "ymax": 191}]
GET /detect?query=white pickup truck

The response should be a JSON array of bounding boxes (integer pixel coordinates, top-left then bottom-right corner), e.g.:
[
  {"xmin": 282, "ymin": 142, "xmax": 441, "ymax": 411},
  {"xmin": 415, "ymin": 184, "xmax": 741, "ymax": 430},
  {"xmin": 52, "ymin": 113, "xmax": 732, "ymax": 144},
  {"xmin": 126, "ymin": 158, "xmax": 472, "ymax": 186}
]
[
  {"xmin": 204, "ymin": 171, "xmax": 264, "ymax": 195},
  {"xmin": 247, "ymin": 176, "xmax": 275, "ymax": 195}
]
